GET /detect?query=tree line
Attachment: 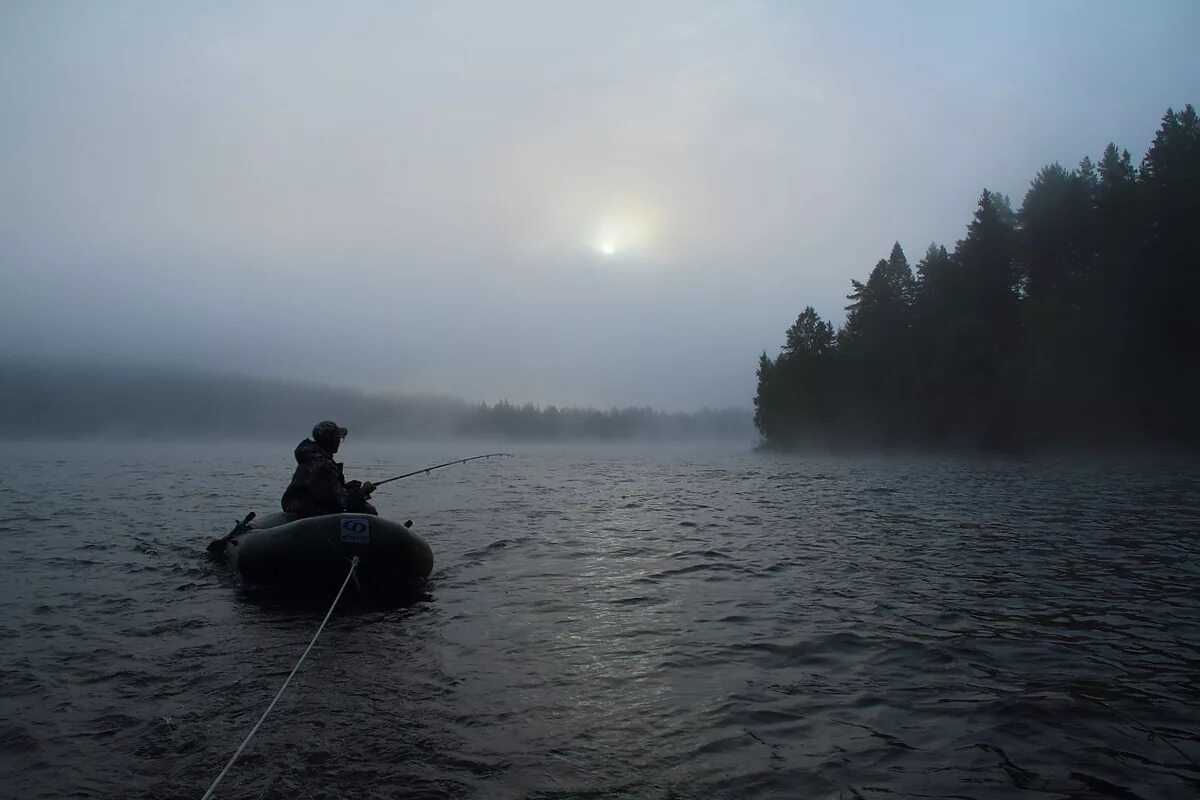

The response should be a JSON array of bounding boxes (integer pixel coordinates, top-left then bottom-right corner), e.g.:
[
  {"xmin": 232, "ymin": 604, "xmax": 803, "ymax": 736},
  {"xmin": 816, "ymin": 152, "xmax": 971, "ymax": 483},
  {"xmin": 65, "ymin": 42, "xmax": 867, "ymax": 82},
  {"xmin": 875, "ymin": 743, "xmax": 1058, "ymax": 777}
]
[
  {"xmin": 0, "ymin": 361, "xmax": 752, "ymax": 441},
  {"xmin": 755, "ymin": 105, "xmax": 1199, "ymax": 450}
]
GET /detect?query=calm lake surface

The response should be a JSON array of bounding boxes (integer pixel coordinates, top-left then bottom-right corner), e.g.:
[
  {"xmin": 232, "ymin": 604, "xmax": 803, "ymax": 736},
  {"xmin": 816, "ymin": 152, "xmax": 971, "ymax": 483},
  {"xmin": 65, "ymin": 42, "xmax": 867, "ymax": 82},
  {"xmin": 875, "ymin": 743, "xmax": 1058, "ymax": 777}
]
[{"xmin": 1, "ymin": 441, "xmax": 1198, "ymax": 799}]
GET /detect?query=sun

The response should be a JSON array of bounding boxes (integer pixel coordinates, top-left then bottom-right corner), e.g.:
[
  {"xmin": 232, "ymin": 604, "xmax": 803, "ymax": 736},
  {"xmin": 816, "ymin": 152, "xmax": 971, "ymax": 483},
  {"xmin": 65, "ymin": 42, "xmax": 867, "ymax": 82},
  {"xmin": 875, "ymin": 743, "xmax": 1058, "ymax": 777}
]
[
  {"xmin": 587, "ymin": 204, "xmax": 659, "ymax": 261},
  {"xmin": 592, "ymin": 227, "xmax": 629, "ymax": 258}
]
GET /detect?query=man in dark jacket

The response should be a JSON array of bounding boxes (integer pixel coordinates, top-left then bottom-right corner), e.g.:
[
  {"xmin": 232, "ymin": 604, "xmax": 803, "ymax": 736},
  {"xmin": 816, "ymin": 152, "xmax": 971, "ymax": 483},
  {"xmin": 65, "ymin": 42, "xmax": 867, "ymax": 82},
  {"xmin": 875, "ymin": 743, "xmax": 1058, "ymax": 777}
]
[{"xmin": 281, "ymin": 421, "xmax": 378, "ymax": 517}]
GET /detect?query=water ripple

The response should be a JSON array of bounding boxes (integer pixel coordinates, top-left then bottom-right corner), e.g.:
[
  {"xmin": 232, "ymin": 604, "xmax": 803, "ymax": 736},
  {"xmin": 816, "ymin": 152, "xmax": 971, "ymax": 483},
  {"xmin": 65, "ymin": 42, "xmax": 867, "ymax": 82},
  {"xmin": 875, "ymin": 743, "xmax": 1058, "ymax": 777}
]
[{"xmin": 0, "ymin": 442, "xmax": 1198, "ymax": 798}]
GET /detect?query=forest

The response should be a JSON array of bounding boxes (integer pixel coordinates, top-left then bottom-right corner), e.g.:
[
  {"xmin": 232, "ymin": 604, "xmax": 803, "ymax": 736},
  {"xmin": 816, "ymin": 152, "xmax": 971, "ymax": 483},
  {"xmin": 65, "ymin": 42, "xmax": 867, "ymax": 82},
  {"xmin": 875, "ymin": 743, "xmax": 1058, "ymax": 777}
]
[
  {"xmin": 755, "ymin": 106, "xmax": 1199, "ymax": 450},
  {"xmin": 0, "ymin": 361, "xmax": 752, "ymax": 441}
]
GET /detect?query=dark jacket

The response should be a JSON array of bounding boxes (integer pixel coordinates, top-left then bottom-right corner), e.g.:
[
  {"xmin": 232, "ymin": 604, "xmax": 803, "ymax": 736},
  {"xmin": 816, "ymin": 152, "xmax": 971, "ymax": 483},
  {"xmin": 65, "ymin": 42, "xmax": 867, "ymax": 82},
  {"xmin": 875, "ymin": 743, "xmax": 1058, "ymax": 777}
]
[{"xmin": 281, "ymin": 439, "xmax": 352, "ymax": 517}]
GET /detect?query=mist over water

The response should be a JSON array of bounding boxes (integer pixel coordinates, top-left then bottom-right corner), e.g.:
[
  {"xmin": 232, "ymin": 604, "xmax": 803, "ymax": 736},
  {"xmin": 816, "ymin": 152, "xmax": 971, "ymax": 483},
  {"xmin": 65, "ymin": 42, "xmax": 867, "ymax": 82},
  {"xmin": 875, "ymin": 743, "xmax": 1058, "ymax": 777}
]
[
  {"xmin": 0, "ymin": 361, "xmax": 755, "ymax": 442},
  {"xmin": 1, "ymin": 441, "xmax": 1197, "ymax": 798}
]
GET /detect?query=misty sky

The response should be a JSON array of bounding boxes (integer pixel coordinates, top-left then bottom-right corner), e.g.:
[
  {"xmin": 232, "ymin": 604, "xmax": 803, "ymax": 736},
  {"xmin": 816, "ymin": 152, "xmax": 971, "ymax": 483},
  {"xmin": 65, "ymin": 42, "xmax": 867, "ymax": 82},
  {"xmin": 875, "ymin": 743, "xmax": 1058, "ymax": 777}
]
[{"xmin": 2, "ymin": 1, "xmax": 1197, "ymax": 410}]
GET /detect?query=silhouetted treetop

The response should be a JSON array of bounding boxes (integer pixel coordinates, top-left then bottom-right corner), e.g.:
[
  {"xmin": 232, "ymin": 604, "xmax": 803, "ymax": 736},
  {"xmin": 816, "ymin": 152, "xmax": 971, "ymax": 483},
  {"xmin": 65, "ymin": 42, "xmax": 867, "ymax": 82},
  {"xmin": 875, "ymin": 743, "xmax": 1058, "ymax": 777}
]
[{"xmin": 754, "ymin": 104, "xmax": 1200, "ymax": 450}]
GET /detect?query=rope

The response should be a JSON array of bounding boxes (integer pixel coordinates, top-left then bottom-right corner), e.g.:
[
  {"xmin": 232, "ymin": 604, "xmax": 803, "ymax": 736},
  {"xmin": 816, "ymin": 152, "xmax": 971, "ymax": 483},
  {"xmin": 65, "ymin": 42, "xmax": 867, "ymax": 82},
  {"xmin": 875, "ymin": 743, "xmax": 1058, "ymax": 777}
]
[
  {"xmin": 1075, "ymin": 691, "xmax": 1199, "ymax": 767},
  {"xmin": 200, "ymin": 556, "xmax": 360, "ymax": 800}
]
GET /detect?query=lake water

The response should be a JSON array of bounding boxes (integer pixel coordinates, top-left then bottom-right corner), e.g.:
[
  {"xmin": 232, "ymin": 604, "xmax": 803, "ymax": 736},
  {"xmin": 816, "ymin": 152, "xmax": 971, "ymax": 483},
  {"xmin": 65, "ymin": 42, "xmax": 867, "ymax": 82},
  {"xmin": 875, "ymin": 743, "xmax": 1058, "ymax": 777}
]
[{"xmin": 1, "ymin": 441, "xmax": 1198, "ymax": 799}]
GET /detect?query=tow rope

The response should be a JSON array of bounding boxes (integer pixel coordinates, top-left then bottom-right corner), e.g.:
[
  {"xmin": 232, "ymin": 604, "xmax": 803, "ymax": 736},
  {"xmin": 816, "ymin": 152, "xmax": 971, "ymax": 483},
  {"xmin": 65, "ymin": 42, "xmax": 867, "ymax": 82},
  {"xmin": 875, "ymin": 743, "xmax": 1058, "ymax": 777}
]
[{"xmin": 199, "ymin": 556, "xmax": 360, "ymax": 799}]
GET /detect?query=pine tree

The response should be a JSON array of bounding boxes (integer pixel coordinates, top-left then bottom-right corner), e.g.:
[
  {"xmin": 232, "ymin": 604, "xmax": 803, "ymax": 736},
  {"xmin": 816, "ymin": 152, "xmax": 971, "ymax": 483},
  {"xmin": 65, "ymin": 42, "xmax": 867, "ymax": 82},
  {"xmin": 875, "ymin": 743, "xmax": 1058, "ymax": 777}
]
[
  {"xmin": 1138, "ymin": 105, "xmax": 1200, "ymax": 443},
  {"xmin": 946, "ymin": 190, "xmax": 1020, "ymax": 446},
  {"xmin": 754, "ymin": 308, "xmax": 836, "ymax": 446},
  {"xmin": 841, "ymin": 244, "xmax": 917, "ymax": 441},
  {"xmin": 1093, "ymin": 142, "xmax": 1142, "ymax": 436},
  {"xmin": 1018, "ymin": 163, "xmax": 1096, "ymax": 440},
  {"xmin": 912, "ymin": 243, "xmax": 958, "ymax": 440}
]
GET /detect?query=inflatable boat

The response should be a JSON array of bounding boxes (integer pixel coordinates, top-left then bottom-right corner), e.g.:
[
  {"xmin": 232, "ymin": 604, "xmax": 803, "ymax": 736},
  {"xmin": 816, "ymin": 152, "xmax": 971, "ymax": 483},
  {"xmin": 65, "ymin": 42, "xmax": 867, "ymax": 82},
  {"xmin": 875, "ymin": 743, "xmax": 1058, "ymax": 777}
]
[{"xmin": 213, "ymin": 511, "xmax": 433, "ymax": 596}]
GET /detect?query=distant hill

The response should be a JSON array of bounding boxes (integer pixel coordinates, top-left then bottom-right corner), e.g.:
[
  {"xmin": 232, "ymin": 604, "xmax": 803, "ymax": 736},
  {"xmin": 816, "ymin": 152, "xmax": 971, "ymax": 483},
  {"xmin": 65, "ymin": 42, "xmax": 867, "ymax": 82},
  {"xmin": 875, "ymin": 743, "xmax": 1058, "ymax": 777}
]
[{"xmin": 0, "ymin": 360, "xmax": 753, "ymax": 441}]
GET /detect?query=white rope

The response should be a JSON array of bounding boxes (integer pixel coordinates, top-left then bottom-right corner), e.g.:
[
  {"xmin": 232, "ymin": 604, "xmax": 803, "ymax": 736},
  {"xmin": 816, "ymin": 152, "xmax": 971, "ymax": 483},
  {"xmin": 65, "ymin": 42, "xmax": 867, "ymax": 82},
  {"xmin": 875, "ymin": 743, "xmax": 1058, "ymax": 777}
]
[{"xmin": 200, "ymin": 556, "xmax": 360, "ymax": 800}]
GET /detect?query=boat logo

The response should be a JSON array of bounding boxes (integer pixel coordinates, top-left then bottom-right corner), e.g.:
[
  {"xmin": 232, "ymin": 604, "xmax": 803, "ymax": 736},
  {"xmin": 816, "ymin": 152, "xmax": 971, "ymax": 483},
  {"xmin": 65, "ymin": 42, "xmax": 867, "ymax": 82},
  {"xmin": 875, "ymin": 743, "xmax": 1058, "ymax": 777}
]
[{"xmin": 340, "ymin": 516, "xmax": 370, "ymax": 544}]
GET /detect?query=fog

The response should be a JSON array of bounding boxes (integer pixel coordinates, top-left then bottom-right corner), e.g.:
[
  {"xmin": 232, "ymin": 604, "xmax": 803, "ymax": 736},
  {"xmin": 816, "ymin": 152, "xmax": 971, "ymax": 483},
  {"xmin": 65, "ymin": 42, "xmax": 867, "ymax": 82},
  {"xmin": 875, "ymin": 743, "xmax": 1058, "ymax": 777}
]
[
  {"xmin": 2, "ymin": 1, "xmax": 1196, "ymax": 410},
  {"xmin": 0, "ymin": 360, "xmax": 753, "ymax": 441}
]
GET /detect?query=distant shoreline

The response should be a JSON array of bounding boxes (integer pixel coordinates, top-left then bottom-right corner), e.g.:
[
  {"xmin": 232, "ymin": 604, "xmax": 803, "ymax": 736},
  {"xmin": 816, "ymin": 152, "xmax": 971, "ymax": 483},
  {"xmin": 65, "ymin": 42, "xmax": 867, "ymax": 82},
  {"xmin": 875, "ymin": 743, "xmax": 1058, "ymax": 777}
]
[{"xmin": 0, "ymin": 360, "xmax": 754, "ymax": 443}]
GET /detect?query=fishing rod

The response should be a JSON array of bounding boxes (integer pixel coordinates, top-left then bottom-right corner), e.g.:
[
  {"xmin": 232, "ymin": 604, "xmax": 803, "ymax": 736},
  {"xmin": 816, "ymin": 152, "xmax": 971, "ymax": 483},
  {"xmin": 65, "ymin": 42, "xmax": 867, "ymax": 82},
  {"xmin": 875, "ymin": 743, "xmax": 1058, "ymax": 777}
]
[
  {"xmin": 371, "ymin": 452, "xmax": 513, "ymax": 488},
  {"xmin": 205, "ymin": 453, "xmax": 512, "ymax": 555}
]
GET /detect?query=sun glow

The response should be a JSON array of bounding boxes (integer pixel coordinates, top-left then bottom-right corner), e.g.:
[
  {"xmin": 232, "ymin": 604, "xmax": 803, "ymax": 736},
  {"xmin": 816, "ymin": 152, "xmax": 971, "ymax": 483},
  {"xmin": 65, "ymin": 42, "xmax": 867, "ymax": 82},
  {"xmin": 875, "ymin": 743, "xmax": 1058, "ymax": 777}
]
[{"xmin": 589, "ymin": 208, "xmax": 657, "ymax": 260}]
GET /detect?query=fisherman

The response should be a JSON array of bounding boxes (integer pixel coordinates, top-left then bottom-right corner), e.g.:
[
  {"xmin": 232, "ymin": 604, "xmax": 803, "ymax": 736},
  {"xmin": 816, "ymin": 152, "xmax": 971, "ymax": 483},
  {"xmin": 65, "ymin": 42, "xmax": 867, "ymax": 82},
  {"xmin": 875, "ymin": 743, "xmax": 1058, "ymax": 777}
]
[{"xmin": 281, "ymin": 421, "xmax": 378, "ymax": 517}]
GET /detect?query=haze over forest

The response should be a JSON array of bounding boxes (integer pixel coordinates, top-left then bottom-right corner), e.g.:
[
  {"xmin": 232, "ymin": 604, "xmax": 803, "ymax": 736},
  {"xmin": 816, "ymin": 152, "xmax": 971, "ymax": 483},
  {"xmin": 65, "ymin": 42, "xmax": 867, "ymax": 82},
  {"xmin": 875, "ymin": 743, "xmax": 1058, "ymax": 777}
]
[
  {"xmin": 2, "ymin": 2, "xmax": 1197, "ymax": 429},
  {"xmin": 0, "ymin": 361, "xmax": 752, "ymax": 441}
]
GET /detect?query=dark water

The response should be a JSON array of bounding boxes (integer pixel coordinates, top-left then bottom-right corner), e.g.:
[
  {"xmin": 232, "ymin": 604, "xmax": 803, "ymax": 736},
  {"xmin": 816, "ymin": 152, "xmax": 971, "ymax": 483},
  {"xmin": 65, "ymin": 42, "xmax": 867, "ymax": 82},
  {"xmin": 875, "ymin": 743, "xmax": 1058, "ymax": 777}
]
[{"xmin": 1, "ymin": 442, "xmax": 1198, "ymax": 799}]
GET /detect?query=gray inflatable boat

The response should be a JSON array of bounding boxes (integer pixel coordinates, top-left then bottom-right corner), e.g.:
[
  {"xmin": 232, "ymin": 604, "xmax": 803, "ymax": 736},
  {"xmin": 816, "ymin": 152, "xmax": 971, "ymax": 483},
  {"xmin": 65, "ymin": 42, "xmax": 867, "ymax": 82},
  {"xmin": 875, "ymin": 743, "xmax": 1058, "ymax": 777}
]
[{"xmin": 216, "ymin": 511, "xmax": 433, "ymax": 596}]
